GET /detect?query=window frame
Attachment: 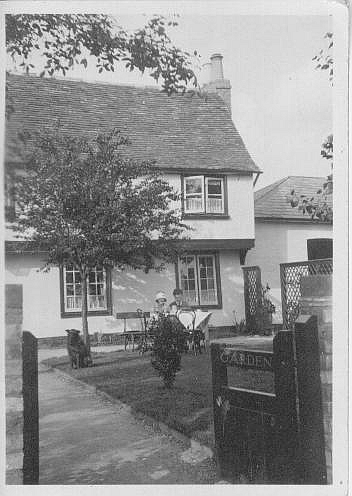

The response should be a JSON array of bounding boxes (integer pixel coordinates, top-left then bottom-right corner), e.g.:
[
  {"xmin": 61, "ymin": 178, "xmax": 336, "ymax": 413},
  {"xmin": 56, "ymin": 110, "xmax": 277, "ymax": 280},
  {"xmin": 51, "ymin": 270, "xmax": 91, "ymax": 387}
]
[
  {"xmin": 175, "ymin": 251, "xmax": 222, "ymax": 309},
  {"xmin": 182, "ymin": 174, "xmax": 228, "ymax": 218},
  {"xmin": 60, "ymin": 265, "xmax": 112, "ymax": 318}
]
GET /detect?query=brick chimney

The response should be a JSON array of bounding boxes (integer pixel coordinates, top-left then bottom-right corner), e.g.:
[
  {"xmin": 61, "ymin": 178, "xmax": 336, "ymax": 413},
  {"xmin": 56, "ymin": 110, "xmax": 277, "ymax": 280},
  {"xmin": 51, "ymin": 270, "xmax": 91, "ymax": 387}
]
[{"xmin": 202, "ymin": 53, "xmax": 232, "ymax": 116}]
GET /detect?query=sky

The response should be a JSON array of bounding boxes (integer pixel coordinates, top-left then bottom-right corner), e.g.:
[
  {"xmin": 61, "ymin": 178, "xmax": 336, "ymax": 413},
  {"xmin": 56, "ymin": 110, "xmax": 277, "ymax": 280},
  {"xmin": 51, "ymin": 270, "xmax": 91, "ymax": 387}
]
[{"xmin": 7, "ymin": 12, "xmax": 333, "ymax": 190}]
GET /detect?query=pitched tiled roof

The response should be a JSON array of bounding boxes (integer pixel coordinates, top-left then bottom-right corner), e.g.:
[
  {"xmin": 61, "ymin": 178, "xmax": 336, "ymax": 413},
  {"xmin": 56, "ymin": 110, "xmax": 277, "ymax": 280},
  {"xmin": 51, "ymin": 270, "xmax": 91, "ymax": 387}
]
[
  {"xmin": 6, "ymin": 73, "xmax": 260, "ymax": 173},
  {"xmin": 254, "ymin": 176, "xmax": 332, "ymax": 221}
]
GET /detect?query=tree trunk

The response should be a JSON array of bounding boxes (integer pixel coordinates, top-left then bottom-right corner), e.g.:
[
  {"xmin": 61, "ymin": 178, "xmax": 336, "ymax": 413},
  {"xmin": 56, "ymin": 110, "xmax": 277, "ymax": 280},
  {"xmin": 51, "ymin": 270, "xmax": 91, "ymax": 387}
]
[{"xmin": 81, "ymin": 271, "xmax": 91, "ymax": 355}]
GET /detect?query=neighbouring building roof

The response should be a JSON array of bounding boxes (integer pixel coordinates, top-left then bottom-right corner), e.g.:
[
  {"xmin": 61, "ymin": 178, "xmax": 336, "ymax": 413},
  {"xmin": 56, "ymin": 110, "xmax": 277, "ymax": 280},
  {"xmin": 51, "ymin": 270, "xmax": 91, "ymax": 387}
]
[
  {"xmin": 254, "ymin": 176, "xmax": 332, "ymax": 221},
  {"xmin": 6, "ymin": 73, "xmax": 260, "ymax": 174}
]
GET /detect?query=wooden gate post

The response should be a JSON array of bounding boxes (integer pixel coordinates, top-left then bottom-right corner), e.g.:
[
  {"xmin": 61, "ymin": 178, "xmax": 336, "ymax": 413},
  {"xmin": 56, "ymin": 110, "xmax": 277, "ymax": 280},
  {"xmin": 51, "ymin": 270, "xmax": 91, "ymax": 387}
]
[
  {"xmin": 294, "ymin": 315, "xmax": 327, "ymax": 484},
  {"xmin": 22, "ymin": 331, "xmax": 39, "ymax": 484},
  {"xmin": 273, "ymin": 330, "xmax": 300, "ymax": 483},
  {"xmin": 210, "ymin": 343, "xmax": 228, "ymax": 476}
]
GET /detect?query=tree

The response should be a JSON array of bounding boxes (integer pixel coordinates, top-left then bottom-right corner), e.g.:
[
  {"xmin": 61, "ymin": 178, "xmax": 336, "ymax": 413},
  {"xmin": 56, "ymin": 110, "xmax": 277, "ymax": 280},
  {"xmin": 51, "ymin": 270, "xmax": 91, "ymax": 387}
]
[
  {"xmin": 9, "ymin": 127, "xmax": 188, "ymax": 355},
  {"xmin": 290, "ymin": 32, "xmax": 333, "ymax": 222},
  {"xmin": 6, "ymin": 14, "xmax": 198, "ymax": 117}
]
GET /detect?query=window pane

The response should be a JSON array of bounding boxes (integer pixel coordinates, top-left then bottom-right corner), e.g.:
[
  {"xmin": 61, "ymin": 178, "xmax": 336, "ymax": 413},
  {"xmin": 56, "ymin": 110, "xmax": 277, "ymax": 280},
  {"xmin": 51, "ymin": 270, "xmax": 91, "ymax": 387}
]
[
  {"xmin": 185, "ymin": 177, "xmax": 204, "ymax": 213},
  {"xmin": 96, "ymin": 284, "xmax": 105, "ymax": 296},
  {"xmin": 64, "ymin": 265, "xmax": 109, "ymax": 313},
  {"xmin": 185, "ymin": 177, "xmax": 203, "ymax": 195},
  {"xmin": 179, "ymin": 255, "xmax": 198, "ymax": 305},
  {"xmin": 89, "ymin": 283, "xmax": 97, "ymax": 295},
  {"xmin": 207, "ymin": 198, "xmax": 223, "ymax": 213},
  {"xmin": 66, "ymin": 296, "xmax": 76, "ymax": 309},
  {"xmin": 207, "ymin": 179, "xmax": 222, "ymax": 195},
  {"xmin": 197, "ymin": 255, "xmax": 218, "ymax": 305},
  {"xmin": 75, "ymin": 284, "xmax": 82, "ymax": 296},
  {"xmin": 199, "ymin": 289, "xmax": 217, "ymax": 305},
  {"xmin": 74, "ymin": 296, "xmax": 82, "ymax": 308},
  {"xmin": 185, "ymin": 197, "xmax": 203, "ymax": 212},
  {"xmin": 206, "ymin": 178, "xmax": 224, "ymax": 213},
  {"xmin": 66, "ymin": 284, "xmax": 74, "ymax": 296},
  {"xmin": 183, "ymin": 291, "xmax": 198, "ymax": 305}
]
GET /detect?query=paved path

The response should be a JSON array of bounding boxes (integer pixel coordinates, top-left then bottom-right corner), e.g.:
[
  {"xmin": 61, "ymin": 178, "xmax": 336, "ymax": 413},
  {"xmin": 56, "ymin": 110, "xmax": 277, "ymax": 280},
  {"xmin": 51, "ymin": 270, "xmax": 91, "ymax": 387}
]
[{"xmin": 39, "ymin": 366, "xmax": 218, "ymax": 484}]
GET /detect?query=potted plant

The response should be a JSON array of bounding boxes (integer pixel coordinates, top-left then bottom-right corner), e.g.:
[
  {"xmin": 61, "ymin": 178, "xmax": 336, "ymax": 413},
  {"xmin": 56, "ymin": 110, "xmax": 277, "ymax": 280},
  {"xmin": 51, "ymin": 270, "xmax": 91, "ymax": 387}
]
[{"xmin": 257, "ymin": 284, "xmax": 276, "ymax": 335}]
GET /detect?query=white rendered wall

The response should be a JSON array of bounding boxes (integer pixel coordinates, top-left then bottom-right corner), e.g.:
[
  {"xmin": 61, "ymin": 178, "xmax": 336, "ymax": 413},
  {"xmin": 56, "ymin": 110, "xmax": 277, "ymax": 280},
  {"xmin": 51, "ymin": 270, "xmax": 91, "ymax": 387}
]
[
  {"xmin": 165, "ymin": 173, "xmax": 254, "ymax": 240},
  {"xmin": 6, "ymin": 250, "xmax": 244, "ymax": 338},
  {"xmin": 245, "ymin": 221, "xmax": 332, "ymax": 323}
]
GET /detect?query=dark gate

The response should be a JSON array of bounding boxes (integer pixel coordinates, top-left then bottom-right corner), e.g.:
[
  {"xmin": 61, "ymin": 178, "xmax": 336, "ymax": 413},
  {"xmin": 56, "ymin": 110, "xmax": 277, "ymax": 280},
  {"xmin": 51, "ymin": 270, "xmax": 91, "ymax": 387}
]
[
  {"xmin": 211, "ymin": 331, "xmax": 300, "ymax": 484},
  {"xmin": 242, "ymin": 266, "xmax": 262, "ymax": 333},
  {"xmin": 280, "ymin": 258, "xmax": 333, "ymax": 328},
  {"xmin": 22, "ymin": 331, "xmax": 39, "ymax": 484}
]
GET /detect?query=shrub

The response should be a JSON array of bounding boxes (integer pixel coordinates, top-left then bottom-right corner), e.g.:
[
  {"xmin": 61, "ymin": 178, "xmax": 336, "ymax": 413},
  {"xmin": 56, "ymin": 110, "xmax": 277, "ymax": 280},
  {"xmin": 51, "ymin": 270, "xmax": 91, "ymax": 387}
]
[{"xmin": 150, "ymin": 315, "xmax": 186, "ymax": 388}]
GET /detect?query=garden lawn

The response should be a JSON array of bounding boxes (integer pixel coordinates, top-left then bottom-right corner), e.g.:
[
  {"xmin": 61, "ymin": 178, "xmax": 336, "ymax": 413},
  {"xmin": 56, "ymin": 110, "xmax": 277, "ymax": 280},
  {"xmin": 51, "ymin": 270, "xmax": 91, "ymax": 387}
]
[{"xmin": 43, "ymin": 349, "xmax": 274, "ymax": 447}]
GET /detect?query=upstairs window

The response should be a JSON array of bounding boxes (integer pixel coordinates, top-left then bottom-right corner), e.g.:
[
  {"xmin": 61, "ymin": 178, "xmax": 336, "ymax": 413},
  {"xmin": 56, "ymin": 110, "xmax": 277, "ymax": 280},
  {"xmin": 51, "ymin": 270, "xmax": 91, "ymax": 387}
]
[{"xmin": 184, "ymin": 175, "xmax": 226, "ymax": 215}]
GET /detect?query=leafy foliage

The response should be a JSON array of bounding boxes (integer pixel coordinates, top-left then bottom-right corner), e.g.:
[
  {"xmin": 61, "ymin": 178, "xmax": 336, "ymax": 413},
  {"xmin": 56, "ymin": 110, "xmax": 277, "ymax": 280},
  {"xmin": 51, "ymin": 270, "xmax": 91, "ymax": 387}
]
[
  {"xmin": 289, "ymin": 33, "xmax": 333, "ymax": 223},
  {"xmin": 312, "ymin": 31, "xmax": 333, "ymax": 82},
  {"xmin": 261, "ymin": 284, "xmax": 275, "ymax": 314},
  {"xmin": 289, "ymin": 180, "xmax": 332, "ymax": 223},
  {"xmin": 6, "ymin": 14, "xmax": 198, "ymax": 93},
  {"xmin": 150, "ymin": 315, "xmax": 186, "ymax": 388},
  {"xmin": 9, "ymin": 127, "xmax": 188, "ymax": 344},
  {"xmin": 10, "ymin": 127, "xmax": 187, "ymax": 269}
]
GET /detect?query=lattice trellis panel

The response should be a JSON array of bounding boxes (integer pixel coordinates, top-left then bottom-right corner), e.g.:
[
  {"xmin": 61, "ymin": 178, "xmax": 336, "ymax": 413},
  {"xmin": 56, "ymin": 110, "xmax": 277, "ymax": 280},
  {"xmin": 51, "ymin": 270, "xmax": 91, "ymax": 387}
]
[
  {"xmin": 280, "ymin": 258, "xmax": 333, "ymax": 328},
  {"xmin": 242, "ymin": 266, "xmax": 262, "ymax": 332}
]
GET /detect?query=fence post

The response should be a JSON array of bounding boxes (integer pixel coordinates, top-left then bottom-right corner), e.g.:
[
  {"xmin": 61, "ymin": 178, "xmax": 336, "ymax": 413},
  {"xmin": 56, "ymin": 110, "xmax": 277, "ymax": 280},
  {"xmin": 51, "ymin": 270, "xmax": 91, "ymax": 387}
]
[
  {"xmin": 294, "ymin": 315, "xmax": 327, "ymax": 484},
  {"xmin": 22, "ymin": 331, "xmax": 39, "ymax": 484},
  {"xmin": 280, "ymin": 264, "xmax": 288, "ymax": 329},
  {"xmin": 272, "ymin": 329, "xmax": 301, "ymax": 483},
  {"xmin": 242, "ymin": 266, "xmax": 262, "ymax": 333},
  {"xmin": 210, "ymin": 343, "xmax": 228, "ymax": 476}
]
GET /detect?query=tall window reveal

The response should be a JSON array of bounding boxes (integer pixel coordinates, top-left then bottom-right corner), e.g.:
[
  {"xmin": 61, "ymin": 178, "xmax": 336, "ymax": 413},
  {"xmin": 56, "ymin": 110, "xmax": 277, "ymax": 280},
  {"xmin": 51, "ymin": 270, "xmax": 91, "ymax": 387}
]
[
  {"xmin": 184, "ymin": 176, "xmax": 225, "ymax": 214},
  {"xmin": 179, "ymin": 254, "xmax": 220, "ymax": 306},
  {"xmin": 63, "ymin": 266, "xmax": 108, "ymax": 313}
]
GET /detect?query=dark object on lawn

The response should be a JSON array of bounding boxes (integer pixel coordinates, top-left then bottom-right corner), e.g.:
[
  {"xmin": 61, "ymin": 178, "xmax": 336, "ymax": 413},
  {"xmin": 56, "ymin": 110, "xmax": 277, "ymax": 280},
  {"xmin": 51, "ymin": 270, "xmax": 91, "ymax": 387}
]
[
  {"xmin": 191, "ymin": 328, "xmax": 204, "ymax": 355},
  {"xmin": 65, "ymin": 329, "xmax": 92, "ymax": 368},
  {"xmin": 150, "ymin": 315, "xmax": 186, "ymax": 388}
]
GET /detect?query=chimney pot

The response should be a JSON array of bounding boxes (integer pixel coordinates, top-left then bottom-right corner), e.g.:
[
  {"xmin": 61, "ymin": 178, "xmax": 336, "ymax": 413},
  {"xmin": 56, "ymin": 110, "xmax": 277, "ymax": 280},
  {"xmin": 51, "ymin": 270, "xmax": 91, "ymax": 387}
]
[
  {"xmin": 202, "ymin": 53, "xmax": 232, "ymax": 117},
  {"xmin": 210, "ymin": 53, "xmax": 224, "ymax": 81}
]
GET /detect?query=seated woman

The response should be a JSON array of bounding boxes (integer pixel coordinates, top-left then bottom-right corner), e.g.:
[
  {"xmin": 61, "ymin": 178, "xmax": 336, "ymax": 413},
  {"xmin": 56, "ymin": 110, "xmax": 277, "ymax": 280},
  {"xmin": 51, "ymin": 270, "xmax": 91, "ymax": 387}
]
[{"xmin": 152, "ymin": 291, "xmax": 169, "ymax": 318}]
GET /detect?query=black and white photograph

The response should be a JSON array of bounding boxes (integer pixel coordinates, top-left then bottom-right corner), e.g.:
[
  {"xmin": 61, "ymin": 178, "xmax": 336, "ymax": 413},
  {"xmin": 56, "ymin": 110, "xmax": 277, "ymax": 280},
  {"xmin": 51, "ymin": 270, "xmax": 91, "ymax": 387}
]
[{"xmin": 2, "ymin": 0, "xmax": 348, "ymax": 491}]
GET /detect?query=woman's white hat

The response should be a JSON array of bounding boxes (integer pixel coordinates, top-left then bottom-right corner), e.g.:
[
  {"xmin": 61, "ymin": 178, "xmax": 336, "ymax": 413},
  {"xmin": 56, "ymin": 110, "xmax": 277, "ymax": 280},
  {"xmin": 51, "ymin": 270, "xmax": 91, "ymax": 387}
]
[{"xmin": 155, "ymin": 291, "xmax": 167, "ymax": 302}]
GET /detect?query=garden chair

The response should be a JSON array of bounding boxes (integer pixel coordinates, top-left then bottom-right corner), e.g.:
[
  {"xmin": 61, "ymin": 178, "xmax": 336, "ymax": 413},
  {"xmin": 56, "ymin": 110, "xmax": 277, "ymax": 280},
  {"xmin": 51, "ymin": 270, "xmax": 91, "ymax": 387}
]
[{"xmin": 115, "ymin": 311, "xmax": 150, "ymax": 351}]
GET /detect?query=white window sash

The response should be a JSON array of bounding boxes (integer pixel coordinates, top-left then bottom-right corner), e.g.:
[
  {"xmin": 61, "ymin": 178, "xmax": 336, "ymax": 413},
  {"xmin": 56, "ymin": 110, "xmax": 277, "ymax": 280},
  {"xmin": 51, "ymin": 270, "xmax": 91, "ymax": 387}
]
[
  {"xmin": 184, "ymin": 176, "xmax": 204, "ymax": 213},
  {"xmin": 179, "ymin": 254, "xmax": 218, "ymax": 306},
  {"xmin": 205, "ymin": 177, "xmax": 224, "ymax": 214},
  {"xmin": 179, "ymin": 255, "xmax": 199, "ymax": 306},
  {"xmin": 197, "ymin": 254, "xmax": 218, "ymax": 305},
  {"xmin": 64, "ymin": 267, "xmax": 107, "ymax": 313}
]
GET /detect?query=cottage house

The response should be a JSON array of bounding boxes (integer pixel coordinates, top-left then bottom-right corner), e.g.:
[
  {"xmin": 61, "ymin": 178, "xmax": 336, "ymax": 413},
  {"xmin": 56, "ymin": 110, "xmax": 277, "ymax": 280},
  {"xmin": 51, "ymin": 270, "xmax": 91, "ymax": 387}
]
[
  {"xmin": 245, "ymin": 176, "xmax": 333, "ymax": 322},
  {"xmin": 5, "ymin": 54, "xmax": 261, "ymax": 339}
]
